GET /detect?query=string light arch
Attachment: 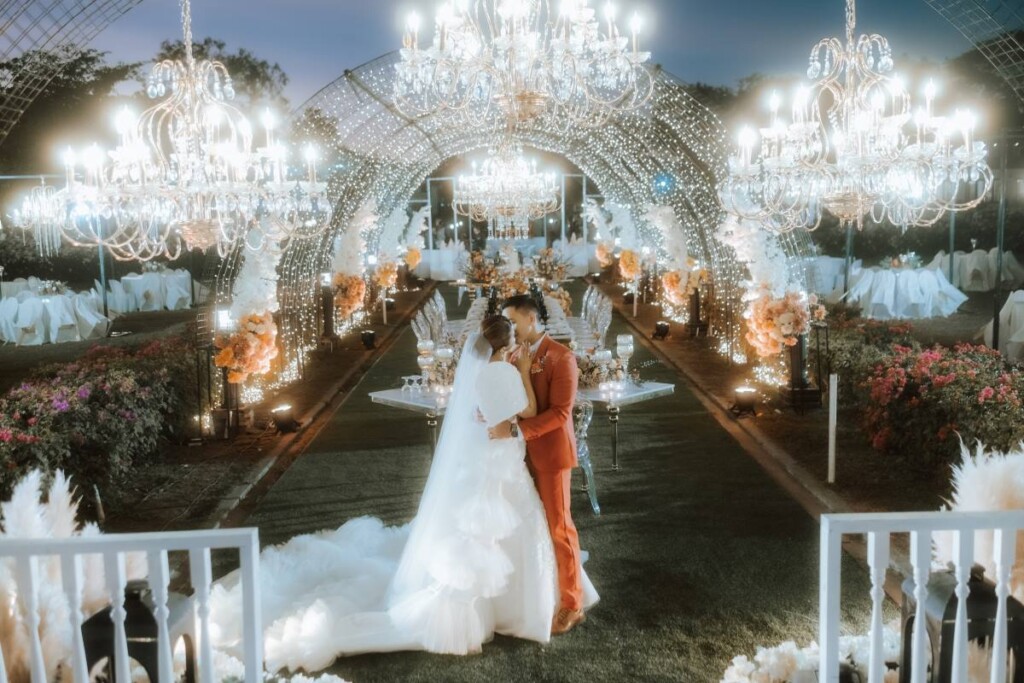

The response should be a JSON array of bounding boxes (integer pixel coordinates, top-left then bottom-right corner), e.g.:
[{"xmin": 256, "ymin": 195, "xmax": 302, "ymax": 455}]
[{"xmin": 247, "ymin": 51, "xmax": 817, "ymax": 375}]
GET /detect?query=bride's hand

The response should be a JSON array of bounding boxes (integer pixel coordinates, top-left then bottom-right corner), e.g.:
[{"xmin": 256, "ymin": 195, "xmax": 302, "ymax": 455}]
[{"xmin": 514, "ymin": 342, "xmax": 532, "ymax": 373}]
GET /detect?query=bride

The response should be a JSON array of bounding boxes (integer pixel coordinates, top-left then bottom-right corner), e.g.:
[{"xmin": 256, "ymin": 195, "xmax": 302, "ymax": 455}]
[{"xmin": 209, "ymin": 316, "xmax": 598, "ymax": 672}]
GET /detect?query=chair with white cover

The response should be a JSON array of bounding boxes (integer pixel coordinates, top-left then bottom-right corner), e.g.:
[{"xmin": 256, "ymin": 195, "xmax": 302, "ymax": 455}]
[
  {"xmin": 26, "ymin": 276, "xmax": 42, "ymax": 293},
  {"xmin": 15, "ymin": 290, "xmax": 35, "ymax": 302},
  {"xmin": 107, "ymin": 280, "xmax": 132, "ymax": 317},
  {"xmin": 959, "ymin": 249, "xmax": 994, "ymax": 292},
  {"xmin": 74, "ymin": 292, "xmax": 111, "ymax": 339},
  {"xmin": 0, "ymin": 297, "xmax": 19, "ymax": 342},
  {"xmin": 136, "ymin": 273, "xmax": 163, "ymax": 311},
  {"xmin": 989, "ymin": 248, "xmax": 1024, "ymax": 289},
  {"xmin": 164, "ymin": 279, "xmax": 191, "ymax": 311},
  {"xmin": 48, "ymin": 296, "xmax": 81, "ymax": 343},
  {"xmin": 983, "ymin": 290, "xmax": 1024, "ymax": 361},
  {"xmin": 16, "ymin": 298, "xmax": 46, "ymax": 346},
  {"xmin": 842, "ymin": 268, "xmax": 875, "ymax": 310}
]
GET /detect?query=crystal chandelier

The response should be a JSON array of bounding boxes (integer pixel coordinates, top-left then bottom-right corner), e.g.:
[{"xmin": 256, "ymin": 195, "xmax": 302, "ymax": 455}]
[
  {"xmin": 720, "ymin": 0, "xmax": 993, "ymax": 233},
  {"xmin": 455, "ymin": 140, "xmax": 561, "ymax": 240},
  {"xmin": 9, "ymin": 0, "xmax": 330, "ymax": 261},
  {"xmin": 395, "ymin": 0, "xmax": 654, "ymax": 130}
]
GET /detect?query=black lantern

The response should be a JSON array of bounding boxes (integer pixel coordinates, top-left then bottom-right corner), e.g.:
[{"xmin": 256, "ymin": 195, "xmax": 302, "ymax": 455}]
[
  {"xmin": 653, "ymin": 321, "xmax": 671, "ymax": 340},
  {"xmin": 899, "ymin": 564, "xmax": 1024, "ymax": 682},
  {"xmin": 361, "ymin": 330, "xmax": 377, "ymax": 349},
  {"xmin": 82, "ymin": 579, "xmax": 196, "ymax": 683},
  {"xmin": 730, "ymin": 386, "xmax": 758, "ymax": 418}
]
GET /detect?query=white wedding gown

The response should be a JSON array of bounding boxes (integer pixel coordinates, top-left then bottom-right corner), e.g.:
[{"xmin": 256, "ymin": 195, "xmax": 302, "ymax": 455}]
[{"xmin": 208, "ymin": 335, "xmax": 598, "ymax": 673}]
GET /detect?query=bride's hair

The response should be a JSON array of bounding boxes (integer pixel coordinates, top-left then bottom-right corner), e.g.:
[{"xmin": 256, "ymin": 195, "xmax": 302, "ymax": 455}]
[{"xmin": 481, "ymin": 315, "xmax": 513, "ymax": 352}]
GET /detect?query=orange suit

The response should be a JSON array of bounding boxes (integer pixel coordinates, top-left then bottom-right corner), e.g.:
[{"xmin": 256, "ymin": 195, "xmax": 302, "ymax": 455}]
[{"xmin": 518, "ymin": 335, "xmax": 583, "ymax": 612}]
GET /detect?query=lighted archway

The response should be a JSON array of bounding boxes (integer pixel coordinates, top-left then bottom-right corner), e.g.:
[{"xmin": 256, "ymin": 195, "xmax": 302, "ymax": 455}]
[{"xmin": 259, "ymin": 51, "xmax": 816, "ymax": 372}]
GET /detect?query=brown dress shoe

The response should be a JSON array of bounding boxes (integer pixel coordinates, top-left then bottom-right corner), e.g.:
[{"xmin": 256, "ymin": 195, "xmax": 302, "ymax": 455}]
[{"xmin": 551, "ymin": 607, "xmax": 586, "ymax": 635}]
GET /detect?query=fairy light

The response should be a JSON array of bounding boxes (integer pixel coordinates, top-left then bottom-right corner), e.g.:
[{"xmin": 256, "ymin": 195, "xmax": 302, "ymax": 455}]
[{"xmin": 203, "ymin": 50, "xmax": 815, "ymax": 390}]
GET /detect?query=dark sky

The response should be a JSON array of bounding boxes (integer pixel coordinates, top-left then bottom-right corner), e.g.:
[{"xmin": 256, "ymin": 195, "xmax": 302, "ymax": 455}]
[{"xmin": 90, "ymin": 0, "xmax": 974, "ymax": 107}]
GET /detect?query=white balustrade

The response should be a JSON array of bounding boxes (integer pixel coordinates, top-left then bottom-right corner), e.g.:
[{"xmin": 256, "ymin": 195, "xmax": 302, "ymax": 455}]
[
  {"xmin": 819, "ymin": 510, "xmax": 1024, "ymax": 682},
  {"xmin": 0, "ymin": 528, "xmax": 262, "ymax": 683}
]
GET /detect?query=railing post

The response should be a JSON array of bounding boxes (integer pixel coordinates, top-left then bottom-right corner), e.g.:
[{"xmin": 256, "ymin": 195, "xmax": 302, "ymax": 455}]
[
  {"xmin": 819, "ymin": 515, "xmax": 841, "ymax": 683},
  {"xmin": 240, "ymin": 531, "xmax": 264, "ymax": 683}
]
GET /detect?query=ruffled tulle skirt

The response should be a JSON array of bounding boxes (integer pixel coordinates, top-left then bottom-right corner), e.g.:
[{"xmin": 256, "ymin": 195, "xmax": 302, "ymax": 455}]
[{"xmin": 208, "ymin": 437, "xmax": 596, "ymax": 673}]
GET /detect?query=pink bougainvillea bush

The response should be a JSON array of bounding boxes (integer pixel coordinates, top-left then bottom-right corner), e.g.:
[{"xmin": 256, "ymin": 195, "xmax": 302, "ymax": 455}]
[{"xmin": 0, "ymin": 338, "xmax": 196, "ymax": 497}]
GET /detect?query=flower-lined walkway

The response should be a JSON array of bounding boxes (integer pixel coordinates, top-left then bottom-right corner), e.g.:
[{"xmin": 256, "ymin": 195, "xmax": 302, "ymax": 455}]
[{"xmin": 237, "ymin": 283, "xmax": 874, "ymax": 682}]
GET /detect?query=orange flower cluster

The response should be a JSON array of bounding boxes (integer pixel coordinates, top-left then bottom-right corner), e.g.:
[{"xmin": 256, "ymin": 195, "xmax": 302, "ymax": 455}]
[
  {"xmin": 619, "ymin": 249, "xmax": 641, "ymax": 281},
  {"xmin": 405, "ymin": 247, "xmax": 422, "ymax": 270},
  {"xmin": 533, "ymin": 248, "xmax": 569, "ymax": 281},
  {"xmin": 214, "ymin": 312, "xmax": 279, "ymax": 384},
  {"xmin": 332, "ymin": 274, "xmax": 366, "ymax": 319},
  {"xmin": 463, "ymin": 251, "xmax": 498, "ymax": 284},
  {"xmin": 595, "ymin": 242, "xmax": 614, "ymax": 268},
  {"xmin": 661, "ymin": 270, "xmax": 688, "ymax": 307},
  {"xmin": 374, "ymin": 262, "xmax": 399, "ymax": 290},
  {"xmin": 745, "ymin": 290, "xmax": 812, "ymax": 358},
  {"xmin": 498, "ymin": 272, "xmax": 532, "ymax": 301},
  {"xmin": 548, "ymin": 287, "xmax": 573, "ymax": 317}
]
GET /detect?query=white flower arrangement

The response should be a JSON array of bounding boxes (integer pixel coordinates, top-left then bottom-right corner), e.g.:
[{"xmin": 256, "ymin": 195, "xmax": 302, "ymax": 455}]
[
  {"xmin": 332, "ymin": 199, "xmax": 376, "ymax": 277},
  {"xmin": 230, "ymin": 235, "xmax": 282, "ymax": 321},
  {"xmin": 643, "ymin": 204, "xmax": 688, "ymax": 273}
]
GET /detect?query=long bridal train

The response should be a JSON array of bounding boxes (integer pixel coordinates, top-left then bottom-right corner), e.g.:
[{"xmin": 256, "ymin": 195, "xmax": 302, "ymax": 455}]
[{"xmin": 208, "ymin": 336, "xmax": 597, "ymax": 674}]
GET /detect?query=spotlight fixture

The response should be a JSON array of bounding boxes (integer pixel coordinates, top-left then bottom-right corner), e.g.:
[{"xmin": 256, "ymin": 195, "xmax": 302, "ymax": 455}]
[
  {"xmin": 270, "ymin": 404, "xmax": 299, "ymax": 433},
  {"xmin": 730, "ymin": 386, "xmax": 758, "ymax": 418},
  {"xmin": 361, "ymin": 330, "xmax": 377, "ymax": 350},
  {"xmin": 653, "ymin": 321, "xmax": 670, "ymax": 340}
]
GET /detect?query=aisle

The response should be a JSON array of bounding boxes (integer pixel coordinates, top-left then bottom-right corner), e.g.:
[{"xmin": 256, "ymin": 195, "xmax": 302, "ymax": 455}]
[{"xmin": 242, "ymin": 285, "xmax": 864, "ymax": 682}]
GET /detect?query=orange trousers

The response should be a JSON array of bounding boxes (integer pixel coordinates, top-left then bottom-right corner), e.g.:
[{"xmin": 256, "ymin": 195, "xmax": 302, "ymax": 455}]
[{"xmin": 528, "ymin": 463, "xmax": 583, "ymax": 611}]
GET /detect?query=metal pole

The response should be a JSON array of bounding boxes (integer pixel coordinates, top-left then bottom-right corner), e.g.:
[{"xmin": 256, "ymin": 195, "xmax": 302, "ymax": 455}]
[
  {"xmin": 948, "ymin": 211, "xmax": 956, "ymax": 285},
  {"xmin": 994, "ymin": 130, "xmax": 1009, "ymax": 351},
  {"xmin": 426, "ymin": 178, "xmax": 435, "ymax": 251},
  {"xmin": 842, "ymin": 221, "xmax": 854, "ymax": 294},
  {"xmin": 560, "ymin": 173, "xmax": 567, "ymax": 245},
  {"xmin": 97, "ymin": 243, "xmax": 109, "ymax": 320}
]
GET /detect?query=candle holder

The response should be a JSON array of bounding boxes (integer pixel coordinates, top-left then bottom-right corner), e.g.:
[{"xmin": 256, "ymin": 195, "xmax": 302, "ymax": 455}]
[{"xmin": 417, "ymin": 354, "xmax": 436, "ymax": 389}]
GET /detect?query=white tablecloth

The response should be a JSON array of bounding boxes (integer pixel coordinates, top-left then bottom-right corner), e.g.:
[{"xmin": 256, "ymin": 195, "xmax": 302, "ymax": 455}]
[
  {"xmin": 926, "ymin": 249, "xmax": 1024, "ymax": 291},
  {"xmin": 0, "ymin": 280, "xmax": 30, "ymax": 299},
  {"xmin": 845, "ymin": 267, "xmax": 967, "ymax": 320},
  {"xmin": 119, "ymin": 270, "xmax": 193, "ymax": 311},
  {"xmin": 795, "ymin": 256, "xmax": 847, "ymax": 295}
]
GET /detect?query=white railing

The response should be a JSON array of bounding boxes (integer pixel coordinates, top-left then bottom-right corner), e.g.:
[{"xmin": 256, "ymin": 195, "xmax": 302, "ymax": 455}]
[
  {"xmin": 0, "ymin": 528, "xmax": 262, "ymax": 683},
  {"xmin": 820, "ymin": 510, "xmax": 1024, "ymax": 683}
]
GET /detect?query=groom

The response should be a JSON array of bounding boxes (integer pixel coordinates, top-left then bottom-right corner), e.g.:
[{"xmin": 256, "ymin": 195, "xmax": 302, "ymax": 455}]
[{"xmin": 488, "ymin": 294, "xmax": 586, "ymax": 635}]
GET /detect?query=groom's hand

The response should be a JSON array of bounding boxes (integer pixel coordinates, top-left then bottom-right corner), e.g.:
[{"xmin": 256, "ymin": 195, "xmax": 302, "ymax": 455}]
[{"xmin": 488, "ymin": 420, "xmax": 513, "ymax": 440}]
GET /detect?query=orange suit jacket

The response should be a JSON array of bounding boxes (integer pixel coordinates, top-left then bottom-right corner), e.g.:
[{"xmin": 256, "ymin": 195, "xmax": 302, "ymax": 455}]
[{"xmin": 519, "ymin": 335, "xmax": 578, "ymax": 471}]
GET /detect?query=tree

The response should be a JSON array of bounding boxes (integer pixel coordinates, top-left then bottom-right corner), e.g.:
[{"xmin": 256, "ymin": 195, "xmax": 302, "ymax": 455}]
[
  {"xmin": 0, "ymin": 46, "xmax": 140, "ymax": 174},
  {"xmin": 153, "ymin": 37, "xmax": 289, "ymax": 108}
]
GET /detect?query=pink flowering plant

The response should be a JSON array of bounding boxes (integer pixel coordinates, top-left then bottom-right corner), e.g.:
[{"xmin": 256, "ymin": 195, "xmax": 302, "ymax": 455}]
[
  {"xmin": 0, "ymin": 338, "xmax": 197, "ymax": 497},
  {"xmin": 857, "ymin": 342, "xmax": 1024, "ymax": 465}
]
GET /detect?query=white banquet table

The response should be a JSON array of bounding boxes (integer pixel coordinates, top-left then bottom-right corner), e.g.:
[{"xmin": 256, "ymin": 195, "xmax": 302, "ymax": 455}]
[
  {"xmin": 796, "ymin": 256, "xmax": 847, "ymax": 295},
  {"xmin": 844, "ymin": 266, "xmax": 966, "ymax": 320}
]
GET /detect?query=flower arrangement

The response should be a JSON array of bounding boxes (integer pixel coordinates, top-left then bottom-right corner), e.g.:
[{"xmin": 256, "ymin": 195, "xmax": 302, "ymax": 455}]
[
  {"xmin": 722, "ymin": 627, "xmax": 901, "ymax": 683},
  {"xmin": 744, "ymin": 289, "xmax": 813, "ymax": 358},
  {"xmin": 497, "ymin": 271, "xmax": 532, "ymax": 301},
  {"xmin": 332, "ymin": 274, "xmax": 366, "ymax": 319},
  {"xmin": 533, "ymin": 248, "xmax": 570, "ymax": 281},
  {"xmin": 595, "ymin": 242, "xmax": 614, "ymax": 268},
  {"xmin": 463, "ymin": 251, "xmax": 498, "ymax": 284},
  {"xmin": 661, "ymin": 261, "xmax": 709, "ymax": 309},
  {"xmin": 214, "ymin": 312, "xmax": 279, "ymax": 384},
  {"xmin": 618, "ymin": 249, "xmax": 641, "ymax": 281},
  {"xmin": 404, "ymin": 246, "xmax": 422, "ymax": 271},
  {"xmin": 576, "ymin": 354, "xmax": 627, "ymax": 388},
  {"xmin": 374, "ymin": 262, "xmax": 399, "ymax": 290},
  {"xmin": 547, "ymin": 287, "xmax": 573, "ymax": 317},
  {"xmin": 38, "ymin": 280, "xmax": 67, "ymax": 296}
]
